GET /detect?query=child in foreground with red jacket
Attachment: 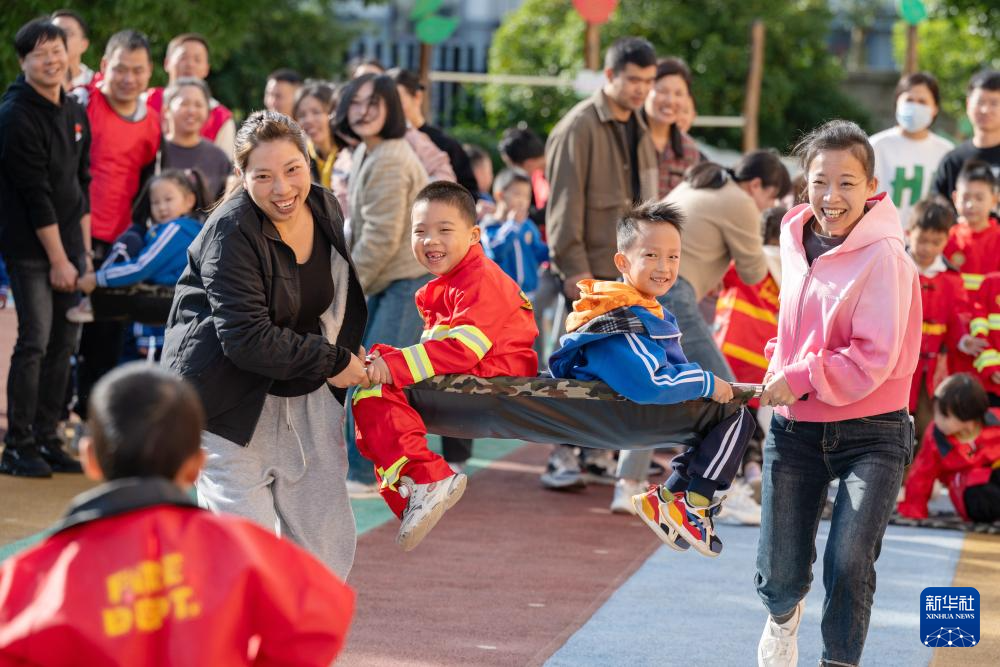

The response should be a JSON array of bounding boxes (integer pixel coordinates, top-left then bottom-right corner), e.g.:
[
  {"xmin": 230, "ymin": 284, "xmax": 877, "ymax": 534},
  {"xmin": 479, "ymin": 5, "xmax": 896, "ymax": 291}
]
[
  {"xmin": 898, "ymin": 373, "xmax": 1000, "ymax": 523},
  {"xmin": 0, "ymin": 363, "xmax": 354, "ymax": 666},
  {"xmin": 357, "ymin": 181, "xmax": 539, "ymax": 551}
]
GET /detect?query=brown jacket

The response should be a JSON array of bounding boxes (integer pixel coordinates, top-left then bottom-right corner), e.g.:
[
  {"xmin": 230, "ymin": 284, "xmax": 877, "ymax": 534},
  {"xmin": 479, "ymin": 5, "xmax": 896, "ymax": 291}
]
[
  {"xmin": 347, "ymin": 138, "xmax": 429, "ymax": 295},
  {"xmin": 545, "ymin": 88, "xmax": 658, "ymax": 281}
]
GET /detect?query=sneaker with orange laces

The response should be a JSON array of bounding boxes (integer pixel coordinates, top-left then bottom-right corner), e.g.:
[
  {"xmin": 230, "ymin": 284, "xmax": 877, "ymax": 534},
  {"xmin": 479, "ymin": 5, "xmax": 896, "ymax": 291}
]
[{"xmin": 631, "ymin": 485, "xmax": 690, "ymax": 552}]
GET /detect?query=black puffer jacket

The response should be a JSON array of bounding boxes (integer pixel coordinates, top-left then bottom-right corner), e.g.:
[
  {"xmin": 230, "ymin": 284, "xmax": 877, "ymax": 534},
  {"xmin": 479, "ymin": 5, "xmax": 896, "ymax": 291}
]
[{"xmin": 162, "ymin": 185, "xmax": 367, "ymax": 445}]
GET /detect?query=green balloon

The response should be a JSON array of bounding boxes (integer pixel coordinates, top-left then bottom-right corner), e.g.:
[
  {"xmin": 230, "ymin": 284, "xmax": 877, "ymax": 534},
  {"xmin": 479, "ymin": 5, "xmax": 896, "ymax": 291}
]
[
  {"xmin": 416, "ymin": 16, "xmax": 459, "ymax": 45},
  {"xmin": 898, "ymin": 0, "xmax": 928, "ymax": 25}
]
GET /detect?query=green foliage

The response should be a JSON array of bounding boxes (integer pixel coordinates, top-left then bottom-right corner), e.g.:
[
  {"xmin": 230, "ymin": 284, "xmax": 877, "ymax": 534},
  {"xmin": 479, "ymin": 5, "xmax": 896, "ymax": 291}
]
[
  {"xmin": 485, "ymin": 0, "xmax": 872, "ymax": 152},
  {"xmin": 1, "ymin": 0, "xmax": 357, "ymax": 120},
  {"xmin": 893, "ymin": 0, "xmax": 1000, "ymax": 135}
]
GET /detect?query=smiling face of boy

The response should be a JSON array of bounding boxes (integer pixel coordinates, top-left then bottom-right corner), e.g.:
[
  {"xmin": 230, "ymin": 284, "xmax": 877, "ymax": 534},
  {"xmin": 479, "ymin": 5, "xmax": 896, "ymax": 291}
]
[
  {"xmin": 614, "ymin": 221, "xmax": 681, "ymax": 299},
  {"xmin": 411, "ymin": 200, "xmax": 481, "ymax": 276}
]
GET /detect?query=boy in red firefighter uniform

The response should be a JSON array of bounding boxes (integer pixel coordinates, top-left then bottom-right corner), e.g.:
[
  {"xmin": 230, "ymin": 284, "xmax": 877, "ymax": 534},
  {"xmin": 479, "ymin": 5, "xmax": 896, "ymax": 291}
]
[
  {"xmin": 0, "ymin": 363, "xmax": 354, "ymax": 666},
  {"xmin": 357, "ymin": 182, "xmax": 538, "ymax": 551},
  {"xmin": 898, "ymin": 373, "xmax": 1000, "ymax": 523},
  {"xmin": 942, "ymin": 160, "xmax": 1000, "ymax": 294},
  {"xmin": 905, "ymin": 197, "xmax": 978, "ymax": 439},
  {"xmin": 966, "ymin": 271, "xmax": 1000, "ymax": 400}
]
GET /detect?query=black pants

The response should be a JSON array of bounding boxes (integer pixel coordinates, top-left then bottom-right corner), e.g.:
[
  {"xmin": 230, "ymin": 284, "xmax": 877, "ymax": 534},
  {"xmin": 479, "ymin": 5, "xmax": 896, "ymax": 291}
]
[
  {"xmin": 667, "ymin": 406, "xmax": 756, "ymax": 498},
  {"xmin": 965, "ymin": 469, "xmax": 1000, "ymax": 523},
  {"xmin": 75, "ymin": 240, "xmax": 124, "ymax": 419},
  {"xmin": 5, "ymin": 258, "xmax": 81, "ymax": 449}
]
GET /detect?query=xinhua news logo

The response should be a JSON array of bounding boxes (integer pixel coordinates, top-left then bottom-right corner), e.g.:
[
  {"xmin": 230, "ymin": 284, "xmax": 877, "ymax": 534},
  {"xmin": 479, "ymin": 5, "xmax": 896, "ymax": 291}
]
[{"xmin": 920, "ymin": 587, "xmax": 980, "ymax": 648}]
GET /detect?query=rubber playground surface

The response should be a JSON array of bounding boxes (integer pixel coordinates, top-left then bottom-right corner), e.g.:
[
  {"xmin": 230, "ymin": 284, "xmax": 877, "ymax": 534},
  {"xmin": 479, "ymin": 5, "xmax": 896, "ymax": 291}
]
[{"xmin": 1, "ymin": 308, "xmax": 998, "ymax": 666}]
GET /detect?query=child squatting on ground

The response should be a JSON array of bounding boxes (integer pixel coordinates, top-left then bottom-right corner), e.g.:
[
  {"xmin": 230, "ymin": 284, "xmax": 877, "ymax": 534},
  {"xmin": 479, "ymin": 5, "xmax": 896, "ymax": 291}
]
[
  {"xmin": 0, "ymin": 363, "xmax": 354, "ymax": 666},
  {"xmin": 353, "ymin": 181, "xmax": 539, "ymax": 551},
  {"xmin": 548, "ymin": 201, "xmax": 756, "ymax": 557},
  {"xmin": 898, "ymin": 373, "xmax": 1000, "ymax": 523}
]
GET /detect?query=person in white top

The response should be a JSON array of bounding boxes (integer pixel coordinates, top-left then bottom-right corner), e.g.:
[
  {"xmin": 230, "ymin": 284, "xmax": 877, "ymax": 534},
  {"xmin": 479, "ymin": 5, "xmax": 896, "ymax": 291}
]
[{"xmin": 870, "ymin": 72, "xmax": 953, "ymax": 228}]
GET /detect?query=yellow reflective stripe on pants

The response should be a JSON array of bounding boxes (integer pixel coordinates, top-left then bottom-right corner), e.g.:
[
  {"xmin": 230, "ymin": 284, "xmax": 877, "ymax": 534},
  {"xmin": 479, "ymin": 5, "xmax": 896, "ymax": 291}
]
[
  {"xmin": 352, "ymin": 384, "xmax": 384, "ymax": 405},
  {"xmin": 401, "ymin": 344, "xmax": 436, "ymax": 382},
  {"xmin": 376, "ymin": 456, "xmax": 409, "ymax": 492},
  {"xmin": 446, "ymin": 325, "xmax": 492, "ymax": 360}
]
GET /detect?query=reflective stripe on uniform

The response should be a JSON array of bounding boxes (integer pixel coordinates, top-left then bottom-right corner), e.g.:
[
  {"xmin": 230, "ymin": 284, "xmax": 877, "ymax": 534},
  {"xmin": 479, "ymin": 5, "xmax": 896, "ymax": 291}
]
[
  {"xmin": 721, "ymin": 341, "xmax": 770, "ymax": 370},
  {"xmin": 420, "ymin": 324, "xmax": 451, "ymax": 342},
  {"xmin": 352, "ymin": 384, "xmax": 383, "ymax": 405},
  {"xmin": 376, "ymin": 456, "xmax": 409, "ymax": 492},
  {"xmin": 962, "ymin": 273, "xmax": 985, "ymax": 291},
  {"xmin": 971, "ymin": 318, "xmax": 990, "ymax": 338},
  {"xmin": 401, "ymin": 344, "xmax": 436, "ymax": 382},
  {"xmin": 974, "ymin": 349, "xmax": 1000, "ymax": 372},
  {"xmin": 922, "ymin": 322, "xmax": 947, "ymax": 336},
  {"xmin": 716, "ymin": 293, "xmax": 778, "ymax": 326},
  {"xmin": 445, "ymin": 325, "xmax": 493, "ymax": 360}
]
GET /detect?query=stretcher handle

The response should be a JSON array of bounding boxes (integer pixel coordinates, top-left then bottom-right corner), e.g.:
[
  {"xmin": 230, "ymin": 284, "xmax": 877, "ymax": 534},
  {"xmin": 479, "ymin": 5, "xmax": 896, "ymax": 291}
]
[{"xmin": 730, "ymin": 382, "xmax": 809, "ymax": 402}]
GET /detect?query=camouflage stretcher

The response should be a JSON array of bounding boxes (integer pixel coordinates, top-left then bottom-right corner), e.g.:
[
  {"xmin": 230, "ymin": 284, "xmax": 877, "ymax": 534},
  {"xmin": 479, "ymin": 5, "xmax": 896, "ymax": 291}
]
[
  {"xmin": 404, "ymin": 374, "xmax": 761, "ymax": 451},
  {"xmin": 90, "ymin": 284, "xmax": 175, "ymax": 325}
]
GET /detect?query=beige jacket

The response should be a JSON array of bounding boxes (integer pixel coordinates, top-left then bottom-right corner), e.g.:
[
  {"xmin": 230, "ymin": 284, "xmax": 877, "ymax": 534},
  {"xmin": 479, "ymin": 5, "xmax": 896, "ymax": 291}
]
[
  {"xmin": 545, "ymin": 88, "xmax": 658, "ymax": 280},
  {"xmin": 347, "ymin": 138, "xmax": 429, "ymax": 295},
  {"xmin": 666, "ymin": 179, "xmax": 768, "ymax": 301}
]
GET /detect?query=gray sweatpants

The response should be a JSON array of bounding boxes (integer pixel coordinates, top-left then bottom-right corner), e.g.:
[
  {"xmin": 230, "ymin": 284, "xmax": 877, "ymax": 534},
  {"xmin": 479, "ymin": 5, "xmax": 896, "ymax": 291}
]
[{"xmin": 198, "ymin": 386, "xmax": 356, "ymax": 579}]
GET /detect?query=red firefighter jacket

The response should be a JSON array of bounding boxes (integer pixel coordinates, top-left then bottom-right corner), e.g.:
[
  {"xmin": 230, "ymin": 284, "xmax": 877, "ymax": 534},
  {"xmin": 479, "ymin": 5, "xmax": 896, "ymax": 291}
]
[
  {"xmin": 0, "ymin": 478, "xmax": 354, "ymax": 667},
  {"xmin": 899, "ymin": 411, "xmax": 1000, "ymax": 520},
  {"xmin": 380, "ymin": 243, "xmax": 539, "ymax": 385},
  {"xmin": 713, "ymin": 263, "xmax": 779, "ymax": 407},
  {"xmin": 909, "ymin": 261, "xmax": 972, "ymax": 411},
  {"xmin": 967, "ymin": 272, "xmax": 1000, "ymax": 395},
  {"xmin": 943, "ymin": 216, "xmax": 1000, "ymax": 293}
]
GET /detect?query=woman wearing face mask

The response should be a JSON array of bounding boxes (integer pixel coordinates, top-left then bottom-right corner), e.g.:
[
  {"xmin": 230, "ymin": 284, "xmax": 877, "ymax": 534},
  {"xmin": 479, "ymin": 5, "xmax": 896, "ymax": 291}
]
[{"xmin": 869, "ymin": 72, "xmax": 954, "ymax": 229}]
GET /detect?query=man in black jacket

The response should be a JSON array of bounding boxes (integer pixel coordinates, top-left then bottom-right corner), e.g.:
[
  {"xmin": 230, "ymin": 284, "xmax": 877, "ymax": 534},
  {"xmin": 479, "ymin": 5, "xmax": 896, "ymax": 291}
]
[{"xmin": 0, "ymin": 19, "xmax": 92, "ymax": 477}]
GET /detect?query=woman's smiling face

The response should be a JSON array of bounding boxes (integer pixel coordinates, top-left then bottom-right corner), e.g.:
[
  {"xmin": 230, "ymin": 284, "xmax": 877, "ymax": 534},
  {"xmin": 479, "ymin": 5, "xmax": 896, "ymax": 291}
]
[
  {"xmin": 806, "ymin": 149, "xmax": 877, "ymax": 236},
  {"xmin": 241, "ymin": 138, "xmax": 311, "ymax": 223}
]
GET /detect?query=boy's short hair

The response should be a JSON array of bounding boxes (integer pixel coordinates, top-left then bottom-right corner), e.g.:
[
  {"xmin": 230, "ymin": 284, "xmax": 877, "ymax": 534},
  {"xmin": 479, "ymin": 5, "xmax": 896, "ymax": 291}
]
[
  {"xmin": 934, "ymin": 373, "xmax": 989, "ymax": 425},
  {"xmin": 87, "ymin": 362, "xmax": 204, "ymax": 481},
  {"xmin": 910, "ymin": 196, "xmax": 956, "ymax": 233},
  {"xmin": 761, "ymin": 206, "xmax": 787, "ymax": 245},
  {"xmin": 14, "ymin": 19, "xmax": 66, "ymax": 59},
  {"xmin": 604, "ymin": 37, "xmax": 656, "ymax": 75},
  {"xmin": 103, "ymin": 29, "xmax": 151, "ymax": 61},
  {"xmin": 956, "ymin": 159, "xmax": 998, "ymax": 191},
  {"xmin": 617, "ymin": 200, "xmax": 685, "ymax": 252},
  {"xmin": 498, "ymin": 126, "xmax": 544, "ymax": 165},
  {"xmin": 493, "ymin": 168, "xmax": 531, "ymax": 196},
  {"xmin": 414, "ymin": 181, "xmax": 477, "ymax": 227},
  {"xmin": 967, "ymin": 69, "xmax": 1000, "ymax": 95}
]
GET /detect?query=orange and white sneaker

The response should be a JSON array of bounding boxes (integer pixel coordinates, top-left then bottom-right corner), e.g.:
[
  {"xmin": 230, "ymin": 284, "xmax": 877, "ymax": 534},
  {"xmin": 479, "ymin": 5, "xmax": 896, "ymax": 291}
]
[
  {"xmin": 659, "ymin": 490, "xmax": 726, "ymax": 557},
  {"xmin": 631, "ymin": 485, "xmax": 690, "ymax": 552}
]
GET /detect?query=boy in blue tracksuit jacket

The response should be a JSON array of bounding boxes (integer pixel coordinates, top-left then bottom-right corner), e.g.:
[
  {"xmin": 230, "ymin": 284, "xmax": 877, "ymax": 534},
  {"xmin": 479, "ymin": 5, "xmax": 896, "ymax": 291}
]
[
  {"xmin": 481, "ymin": 168, "xmax": 549, "ymax": 296},
  {"xmin": 548, "ymin": 201, "xmax": 755, "ymax": 558}
]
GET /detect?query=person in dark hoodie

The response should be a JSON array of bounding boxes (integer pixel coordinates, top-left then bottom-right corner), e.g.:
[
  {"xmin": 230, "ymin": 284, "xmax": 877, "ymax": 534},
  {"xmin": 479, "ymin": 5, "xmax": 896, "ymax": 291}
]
[{"xmin": 0, "ymin": 18, "xmax": 92, "ymax": 477}]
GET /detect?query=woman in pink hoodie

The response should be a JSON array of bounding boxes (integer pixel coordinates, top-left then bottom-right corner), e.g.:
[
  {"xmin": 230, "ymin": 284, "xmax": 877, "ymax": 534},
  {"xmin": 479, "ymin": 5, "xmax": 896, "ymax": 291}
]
[{"xmin": 755, "ymin": 120, "xmax": 922, "ymax": 667}]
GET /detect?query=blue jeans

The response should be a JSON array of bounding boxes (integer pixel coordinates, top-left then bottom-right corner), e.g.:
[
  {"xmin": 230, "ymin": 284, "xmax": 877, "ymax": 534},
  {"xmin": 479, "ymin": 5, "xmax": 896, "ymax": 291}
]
[
  {"xmin": 755, "ymin": 410, "xmax": 913, "ymax": 666},
  {"xmin": 346, "ymin": 274, "xmax": 431, "ymax": 483},
  {"xmin": 617, "ymin": 277, "xmax": 735, "ymax": 481},
  {"xmin": 5, "ymin": 258, "xmax": 82, "ymax": 449}
]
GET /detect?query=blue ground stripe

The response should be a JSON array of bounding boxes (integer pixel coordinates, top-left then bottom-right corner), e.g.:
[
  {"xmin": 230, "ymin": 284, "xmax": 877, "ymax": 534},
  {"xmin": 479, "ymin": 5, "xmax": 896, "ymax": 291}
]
[{"xmin": 545, "ymin": 523, "xmax": 965, "ymax": 667}]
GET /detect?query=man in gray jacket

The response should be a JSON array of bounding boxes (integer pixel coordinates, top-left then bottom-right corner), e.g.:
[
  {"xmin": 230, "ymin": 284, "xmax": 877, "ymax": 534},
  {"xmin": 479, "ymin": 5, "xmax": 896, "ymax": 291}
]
[{"xmin": 542, "ymin": 37, "xmax": 658, "ymax": 489}]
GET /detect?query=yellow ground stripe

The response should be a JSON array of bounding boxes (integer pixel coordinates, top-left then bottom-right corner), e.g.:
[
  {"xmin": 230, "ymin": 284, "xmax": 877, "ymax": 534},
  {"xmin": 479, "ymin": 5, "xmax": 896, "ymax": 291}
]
[{"xmin": 932, "ymin": 534, "xmax": 1000, "ymax": 666}]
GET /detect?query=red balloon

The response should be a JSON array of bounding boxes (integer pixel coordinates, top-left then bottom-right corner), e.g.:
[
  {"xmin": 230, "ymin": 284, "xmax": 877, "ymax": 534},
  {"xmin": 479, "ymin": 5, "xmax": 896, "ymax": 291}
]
[{"xmin": 572, "ymin": 0, "xmax": 618, "ymax": 25}]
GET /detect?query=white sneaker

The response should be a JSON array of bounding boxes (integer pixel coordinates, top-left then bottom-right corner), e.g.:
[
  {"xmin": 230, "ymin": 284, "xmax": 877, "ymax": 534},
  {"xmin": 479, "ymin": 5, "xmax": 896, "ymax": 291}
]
[
  {"xmin": 396, "ymin": 473, "xmax": 467, "ymax": 551},
  {"xmin": 610, "ymin": 478, "xmax": 645, "ymax": 514},
  {"xmin": 758, "ymin": 600, "xmax": 804, "ymax": 666},
  {"xmin": 66, "ymin": 298, "xmax": 94, "ymax": 323},
  {"xmin": 716, "ymin": 480, "xmax": 762, "ymax": 525}
]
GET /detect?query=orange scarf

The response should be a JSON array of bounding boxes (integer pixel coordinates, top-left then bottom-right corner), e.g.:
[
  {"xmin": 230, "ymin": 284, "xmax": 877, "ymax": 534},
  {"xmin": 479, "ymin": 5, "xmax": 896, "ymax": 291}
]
[{"xmin": 565, "ymin": 279, "xmax": 664, "ymax": 332}]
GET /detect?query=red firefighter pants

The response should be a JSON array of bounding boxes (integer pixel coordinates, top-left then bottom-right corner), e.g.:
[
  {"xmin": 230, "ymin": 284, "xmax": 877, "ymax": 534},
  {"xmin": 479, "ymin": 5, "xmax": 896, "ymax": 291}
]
[{"xmin": 353, "ymin": 383, "xmax": 455, "ymax": 518}]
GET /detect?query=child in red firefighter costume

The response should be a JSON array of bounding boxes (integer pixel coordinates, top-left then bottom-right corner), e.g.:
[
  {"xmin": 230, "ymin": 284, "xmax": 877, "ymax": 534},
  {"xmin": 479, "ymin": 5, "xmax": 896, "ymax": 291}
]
[
  {"xmin": 357, "ymin": 182, "xmax": 538, "ymax": 550},
  {"xmin": 0, "ymin": 363, "xmax": 354, "ymax": 667},
  {"xmin": 905, "ymin": 197, "xmax": 978, "ymax": 438},
  {"xmin": 898, "ymin": 373, "xmax": 1000, "ymax": 523},
  {"xmin": 942, "ymin": 160, "xmax": 1000, "ymax": 294}
]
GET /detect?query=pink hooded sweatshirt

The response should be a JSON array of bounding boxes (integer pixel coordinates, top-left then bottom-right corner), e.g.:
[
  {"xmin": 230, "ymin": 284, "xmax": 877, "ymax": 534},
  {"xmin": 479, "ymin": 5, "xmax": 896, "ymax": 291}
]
[{"xmin": 765, "ymin": 192, "xmax": 922, "ymax": 422}]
